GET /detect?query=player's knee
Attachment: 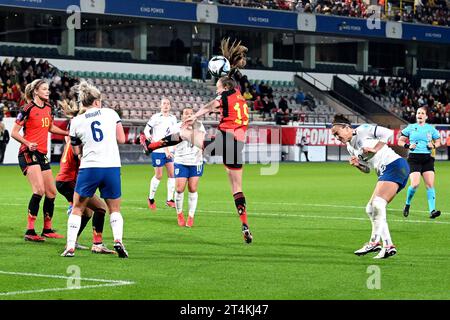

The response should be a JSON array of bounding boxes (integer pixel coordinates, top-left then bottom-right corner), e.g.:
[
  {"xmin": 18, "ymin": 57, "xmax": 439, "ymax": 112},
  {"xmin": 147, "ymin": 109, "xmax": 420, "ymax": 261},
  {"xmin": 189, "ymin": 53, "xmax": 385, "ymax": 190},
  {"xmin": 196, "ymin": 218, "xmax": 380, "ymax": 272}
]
[
  {"xmin": 365, "ymin": 202, "xmax": 373, "ymax": 217},
  {"xmin": 188, "ymin": 186, "xmax": 197, "ymax": 193},
  {"xmin": 33, "ymin": 186, "xmax": 45, "ymax": 196},
  {"xmin": 372, "ymin": 196, "xmax": 387, "ymax": 215},
  {"xmin": 154, "ymin": 172, "xmax": 163, "ymax": 180},
  {"xmin": 45, "ymin": 189, "xmax": 57, "ymax": 198},
  {"xmin": 176, "ymin": 187, "xmax": 185, "ymax": 193},
  {"xmin": 410, "ymin": 182, "xmax": 420, "ymax": 189}
]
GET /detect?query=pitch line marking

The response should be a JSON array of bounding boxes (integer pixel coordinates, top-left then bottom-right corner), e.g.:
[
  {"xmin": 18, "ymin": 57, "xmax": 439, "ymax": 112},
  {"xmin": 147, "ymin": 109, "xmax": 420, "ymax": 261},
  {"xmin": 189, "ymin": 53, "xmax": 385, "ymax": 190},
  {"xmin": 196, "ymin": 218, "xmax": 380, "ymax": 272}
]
[
  {"xmin": 0, "ymin": 270, "xmax": 134, "ymax": 296},
  {"xmin": 118, "ymin": 199, "xmax": 449, "ymax": 216},
  {"xmin": 119, "ymin": 205, "xmax": 450, "ymax": 225},
  {"xmin": 1, "ymin": 202, "xmax": 449, "ymax": 225},
  {"xmin": 1, "ymin": 198, "xmax": 448, "ymax": 216}
]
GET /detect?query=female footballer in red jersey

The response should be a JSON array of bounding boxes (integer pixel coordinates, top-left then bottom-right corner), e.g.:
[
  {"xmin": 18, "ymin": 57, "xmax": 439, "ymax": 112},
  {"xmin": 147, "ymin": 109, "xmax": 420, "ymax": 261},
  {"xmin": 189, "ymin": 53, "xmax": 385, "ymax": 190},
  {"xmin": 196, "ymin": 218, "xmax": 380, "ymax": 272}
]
[
  {"xmin": 11, "ymin": 79, "xmax": 69, "ymax": 242},
  {"xmin": 143, "ymin": 39, "xmax": 252, "ymax": 243},
  {"xmin": 144, "ymin": 76, "xmax": 252, "ymax": 244},
  {"xmin": 55, "ymin": 97, "xmax": 115, "ymax": 254}
]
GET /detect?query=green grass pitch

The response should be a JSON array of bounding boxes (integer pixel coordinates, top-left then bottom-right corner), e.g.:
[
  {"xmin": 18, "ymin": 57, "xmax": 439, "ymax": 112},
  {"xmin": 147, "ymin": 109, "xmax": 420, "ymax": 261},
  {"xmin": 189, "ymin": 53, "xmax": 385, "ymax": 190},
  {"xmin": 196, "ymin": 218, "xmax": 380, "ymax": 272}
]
[{"xmin": 0, "ymin": 162, "xmax": 449, "ymax": 300}]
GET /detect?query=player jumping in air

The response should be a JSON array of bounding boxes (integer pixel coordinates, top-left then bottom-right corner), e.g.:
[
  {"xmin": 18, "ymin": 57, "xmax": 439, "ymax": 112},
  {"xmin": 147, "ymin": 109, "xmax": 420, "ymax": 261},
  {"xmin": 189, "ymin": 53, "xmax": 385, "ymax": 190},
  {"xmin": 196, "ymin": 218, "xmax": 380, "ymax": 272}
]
[
  {"xmin": 331, "ymin": 114, "xmax": 410, "ymax": 259},
  {"xmin": 142, "ymin": 76, "xmax": 252, "ymax": 244}
]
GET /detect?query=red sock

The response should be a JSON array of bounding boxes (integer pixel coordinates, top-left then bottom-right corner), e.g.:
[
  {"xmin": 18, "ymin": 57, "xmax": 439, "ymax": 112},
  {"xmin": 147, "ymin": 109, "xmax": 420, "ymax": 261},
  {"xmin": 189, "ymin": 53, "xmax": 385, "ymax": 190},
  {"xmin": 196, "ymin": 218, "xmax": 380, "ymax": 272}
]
[
  {"xmin": 239, "ymin": 212, "xmax": 248, "ymax": 225},
  {"xmin": 44, "ymin": 215, "xmax": 52, "ymax": 230},
  {"xmin": 93, "ymin": 231, "xmax": 103, "ymax": 245},
  {"xmin": 27, "ymin": 214, "xmax": 37, "ymax": 230}
]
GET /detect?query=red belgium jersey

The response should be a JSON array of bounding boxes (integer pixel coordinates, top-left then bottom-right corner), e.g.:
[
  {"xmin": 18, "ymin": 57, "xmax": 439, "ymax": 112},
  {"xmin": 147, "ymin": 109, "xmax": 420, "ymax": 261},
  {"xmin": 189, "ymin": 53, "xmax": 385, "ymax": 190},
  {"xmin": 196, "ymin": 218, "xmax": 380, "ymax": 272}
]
[
  {"xmin": 56, "ymin": 142, "xmax": 79, "ymax": 182},
  {"xmin": 15, "ymin": 102, "xmax": 53, "ymax": 154},
  {"xmin": 216, "ymin": 89, "xmax": 249, "ymax": 142}
]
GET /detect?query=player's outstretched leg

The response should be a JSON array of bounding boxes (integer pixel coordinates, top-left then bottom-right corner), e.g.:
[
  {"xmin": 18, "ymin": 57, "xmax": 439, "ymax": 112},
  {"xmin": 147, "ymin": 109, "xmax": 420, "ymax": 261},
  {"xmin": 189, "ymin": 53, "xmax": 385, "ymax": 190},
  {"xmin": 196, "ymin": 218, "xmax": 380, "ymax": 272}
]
[{"xmin": 234, "ymin": 192, "xmax": 252, "ymax": 244}]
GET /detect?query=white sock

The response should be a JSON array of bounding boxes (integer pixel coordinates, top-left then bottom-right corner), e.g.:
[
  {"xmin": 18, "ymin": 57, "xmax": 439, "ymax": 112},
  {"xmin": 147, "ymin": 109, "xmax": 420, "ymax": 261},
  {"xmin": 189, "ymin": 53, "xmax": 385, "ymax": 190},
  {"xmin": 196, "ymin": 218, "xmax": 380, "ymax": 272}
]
[
  {"xmin": 110, "ymin": 212, "xmax": 124, "ymax": 243},
  {"xmin": 381, "ymin": 219, "xmax": 393, "ymax": 247},
  {"xmin": 149, "ymin": 176, "xmax": 160, "ymax": 200},
  {"xmin": 365, "ymin": 202, "xmax": 376, "ymax": 243},
  {"xmin": 67, "ymin": 214, "xmax": 81, "ymax": 250},
  {"xmin": 372, "ymin": 196, "xmax": 388, "ymax": 245},
  {"xmin": 188, "ymin": 192, "xmax": 198, "ymax": 218},
  {"xmin": 167, "ymin": 178, "xmax": 175, "ymax": 201},
  {"xmin": 175, "ymin": 191, "xmax": 184, "ymax": 214}
]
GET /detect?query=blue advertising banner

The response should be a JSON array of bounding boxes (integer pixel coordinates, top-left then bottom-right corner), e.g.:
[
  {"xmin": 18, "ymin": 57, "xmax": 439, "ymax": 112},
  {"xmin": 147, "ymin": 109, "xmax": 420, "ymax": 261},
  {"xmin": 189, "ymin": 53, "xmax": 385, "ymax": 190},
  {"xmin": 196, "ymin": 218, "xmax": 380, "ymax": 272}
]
[
  {"xmin": 402, "ymin": 23, "xmax": 450, "ymax": 44},
  {"xmin": 316, "ymin": 15, "xmax": 386, "ymax": 39},
  {"xmin": 218, "ymin": 5, "xmax": 297, "ymax": 30},
  {"xmin": 0, "ymin": 0, "xmax": 78, "ymax": 11},
  {"xmin": 0, "ymin": 0, "xmax": 449, "ymax": 45},
  {"xmin": 105, "ymin": 0, "xmax": 197, "ymax": 22}
]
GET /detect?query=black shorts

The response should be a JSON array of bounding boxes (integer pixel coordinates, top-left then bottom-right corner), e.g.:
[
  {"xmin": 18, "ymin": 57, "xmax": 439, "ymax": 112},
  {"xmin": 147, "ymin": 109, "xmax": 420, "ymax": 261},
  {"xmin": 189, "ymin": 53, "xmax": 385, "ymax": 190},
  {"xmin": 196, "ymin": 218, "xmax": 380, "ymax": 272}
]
[
  {"xmin": 407, "ymin": 153, "xmax": 435, "ymax": 173},
  {"xmin": 18, "ymin": 150, "xmax": 51, "ymax": 175},
  {"xmin": 56, "ymin": 180, "xmax": 76, "ymax": 203},
  {"xmin": 212, "ymin": 130, "xmax": 245, "ymax": 170}
]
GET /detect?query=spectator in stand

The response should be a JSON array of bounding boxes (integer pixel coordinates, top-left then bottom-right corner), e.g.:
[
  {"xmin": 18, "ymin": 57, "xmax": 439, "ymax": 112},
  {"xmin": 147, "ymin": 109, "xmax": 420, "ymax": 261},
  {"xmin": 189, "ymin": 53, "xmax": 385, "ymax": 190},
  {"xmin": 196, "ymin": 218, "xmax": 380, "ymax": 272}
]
[
  {"xmin": 304, "ymin": 92, "xmax": 317, "ymax": 111},
  {"xmin": 443, "ymin": 112, "xmax": 450, "ymax": 125},
  {"xmin": 278, "ymin": 96, "xmax": 288, "ymax": 113},
  {"xmin": 243, "ymin": 88, "xmax": 253, "ymax": 101},
  {"xmin": 295, "ymin": 90, "xmax": 305, "ymax": 104},
  {"xmin": 262, "ymin": 95, "xmax": 271, "ymax": 119},
  {"xmin": 253, "ymin": 95, "xmax": 263, "ymax": 112}
]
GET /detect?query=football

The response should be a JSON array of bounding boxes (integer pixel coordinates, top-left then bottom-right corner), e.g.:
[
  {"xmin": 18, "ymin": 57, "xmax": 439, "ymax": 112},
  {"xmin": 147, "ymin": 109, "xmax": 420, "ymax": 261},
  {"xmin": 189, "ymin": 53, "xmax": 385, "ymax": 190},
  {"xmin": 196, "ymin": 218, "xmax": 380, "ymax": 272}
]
[{"xmin": 208, "ymin": 55, "xmax": 231, "ymax": 78}]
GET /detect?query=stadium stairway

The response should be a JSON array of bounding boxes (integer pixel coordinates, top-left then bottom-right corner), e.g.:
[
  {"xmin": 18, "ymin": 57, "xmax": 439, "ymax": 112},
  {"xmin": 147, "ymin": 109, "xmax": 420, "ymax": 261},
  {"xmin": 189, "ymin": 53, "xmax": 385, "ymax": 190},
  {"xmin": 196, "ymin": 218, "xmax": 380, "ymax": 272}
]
[
  {"xmin": 293, "ymin": 74, "xmax": 370, "ymax": 124},
  {"xmin": 330, "ymin": 76, "xmax": 407, "ymax": 128}
]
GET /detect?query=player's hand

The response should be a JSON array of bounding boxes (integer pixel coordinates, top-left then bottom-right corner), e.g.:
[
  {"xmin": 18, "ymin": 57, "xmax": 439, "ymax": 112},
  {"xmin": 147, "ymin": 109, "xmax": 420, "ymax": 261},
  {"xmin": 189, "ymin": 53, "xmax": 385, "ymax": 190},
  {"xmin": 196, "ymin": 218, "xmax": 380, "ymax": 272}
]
[
  {"xmin": 349, "ymin": 156, "xmax": 359, "ymax": 166},
  {"xmin": 427, "ymin": 142, "xmax": 435, "ymax": 149},
  {"xmin": 165, "ymin": 150, "xmax": 173, "ymax": 159},
  {"xmin": 27, "ymin": 142, "xmax": 38, "ymax": 151},
  {"xmin": 362, "ymin": 147, "xmax": 376, "ymax": 154},
  {"xmin": 409, "ymin": 143, "xmax": 416, "ymax": 150},
  {"xmin": 183, "ymin": 115, "xmax": 197, "ymax": 126}
]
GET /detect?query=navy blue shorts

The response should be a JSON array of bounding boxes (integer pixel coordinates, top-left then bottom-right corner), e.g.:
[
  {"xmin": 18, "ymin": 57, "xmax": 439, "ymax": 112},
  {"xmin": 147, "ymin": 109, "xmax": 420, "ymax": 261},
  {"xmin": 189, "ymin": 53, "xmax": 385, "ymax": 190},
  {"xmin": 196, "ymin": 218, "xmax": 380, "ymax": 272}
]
[
  {"xmin": 75, "ymin": 167, "xmax": 121, "ymax": 199},
  {"xmin": 174, "ymin": 163, "xmax": 204, "ymax": 178},
  {"xmin": 378, "ymin": 158, "xmax": 410, "ymax": 193},
  {"xmin": 151, "ymin": 152, "xmax": 174, "ymax": 167}
]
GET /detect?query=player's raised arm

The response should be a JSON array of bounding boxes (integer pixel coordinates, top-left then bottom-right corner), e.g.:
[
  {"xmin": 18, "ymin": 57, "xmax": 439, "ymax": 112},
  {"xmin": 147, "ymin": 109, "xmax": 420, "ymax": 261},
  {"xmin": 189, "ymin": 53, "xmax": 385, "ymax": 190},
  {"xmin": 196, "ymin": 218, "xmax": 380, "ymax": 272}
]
[
  {"xmin": 185, "ymin": 100, "xmax": 220, "ymax": 125},
  {"xmin": 49, "ymin": 122, "xmax": 69, "ymax": 136}
]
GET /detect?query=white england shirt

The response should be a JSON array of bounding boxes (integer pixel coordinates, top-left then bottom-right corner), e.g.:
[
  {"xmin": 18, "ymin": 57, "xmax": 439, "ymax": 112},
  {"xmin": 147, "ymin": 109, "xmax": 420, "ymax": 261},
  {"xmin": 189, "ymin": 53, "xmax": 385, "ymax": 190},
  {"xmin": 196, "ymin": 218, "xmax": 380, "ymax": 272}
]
[
  {"xmin": 346, "ymin": 124, "xmax": 400, "ymax": 176},
  {"xmin": 174, "ymin": 122, "xmax": 206, "ymax": 166},
  {"xmin": 144, "ymin": 113, "xmax": 178, "ymax": 154},
  {"xmin": 69, "ymin": 107, "xmax": 122, "ymax": 169}
]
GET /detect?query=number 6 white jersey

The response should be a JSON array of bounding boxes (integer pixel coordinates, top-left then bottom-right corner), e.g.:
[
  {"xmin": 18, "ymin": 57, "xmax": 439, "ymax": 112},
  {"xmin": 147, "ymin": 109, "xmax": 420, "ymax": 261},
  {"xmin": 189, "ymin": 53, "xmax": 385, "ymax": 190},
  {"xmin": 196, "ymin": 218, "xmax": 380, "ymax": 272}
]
[
  {"xmin": 346, "ymin": 124, "xmax": 400, "ymax": 175},
  {"xmin": 70, "ymin": 107, "xmax": 122, "ymax": 169}
]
